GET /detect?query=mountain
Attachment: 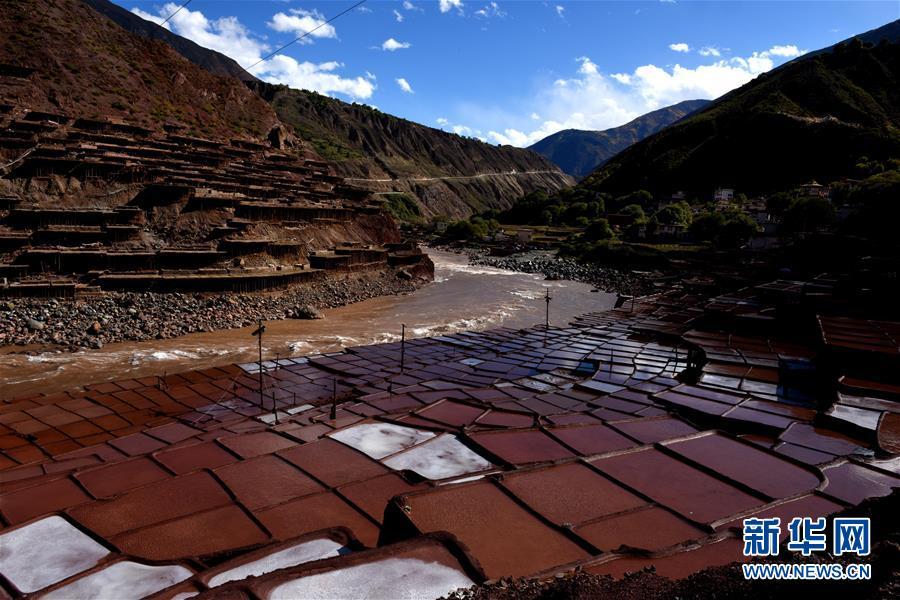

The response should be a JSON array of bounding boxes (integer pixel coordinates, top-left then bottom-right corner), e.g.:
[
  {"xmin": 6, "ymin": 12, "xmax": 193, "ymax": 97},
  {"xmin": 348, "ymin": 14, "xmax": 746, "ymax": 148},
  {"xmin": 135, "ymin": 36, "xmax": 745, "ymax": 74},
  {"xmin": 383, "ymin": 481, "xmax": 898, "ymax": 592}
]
[
  {"xmin": 0, "ymin": 0, "xmax": 279, "ymax": 141},
  {"xmin": 81, "ymin": 0, "xmax": 257, "ymax": 82},
  {"xmin": 249, "ymin": 82, "xmax": 573, "ymax": 217},
  {"xmin": 529, "ymin": 100, "xmax": 709, "ymax": 179},
  {"xmin": 74, "ymin": 0, "xmax": 573, "ymax": 218},
  {"xmin": 579, "ymin": 21, "xmax": 900, "ymax": 197}
]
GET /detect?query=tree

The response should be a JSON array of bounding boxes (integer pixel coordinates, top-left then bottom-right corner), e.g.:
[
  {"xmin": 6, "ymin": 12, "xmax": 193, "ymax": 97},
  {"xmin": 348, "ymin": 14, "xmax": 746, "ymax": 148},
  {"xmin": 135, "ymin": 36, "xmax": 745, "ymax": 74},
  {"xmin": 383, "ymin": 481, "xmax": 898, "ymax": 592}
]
[
  {"xmin": 767, "ymin": 191, "xmax": 795, "ymax": 215},
  {"xmin": 783, "ymin": 198, "xmax": 836, "ymax": 232},
  {"xmin": 689, "ymin": 211, "xmax": 757, "ymax": 248},
  {"xmin": 583, "ymin": 218, "xmax": 613, "ymax": 241},
  {"xmin": 621, "ymin": 204, "xmax": 645, "ymax": 220},
  {"xmin": 654, "ymin": 201, "xmax": 692, "ymax": 227},
  {"xmin": 445, "ymin": 219, "xmax": 488, "ymax": 240},
  {"xmin": 614, "ymin": 190, "xmax": 654, "ymax": 212},
  {"xmin": 689, "ymin": 212, "xmax": 726, "ymax": 241},
  {"xmin": 719, "ymin": 212, "xmax": 759, "ymax": 247},
  {"xmin": 843, "ymin": 168, "xmax": 900, "ymax": 241},
  {"xmin": 539, "ymin": 209, "xmax": 553, "ymax": 225}
]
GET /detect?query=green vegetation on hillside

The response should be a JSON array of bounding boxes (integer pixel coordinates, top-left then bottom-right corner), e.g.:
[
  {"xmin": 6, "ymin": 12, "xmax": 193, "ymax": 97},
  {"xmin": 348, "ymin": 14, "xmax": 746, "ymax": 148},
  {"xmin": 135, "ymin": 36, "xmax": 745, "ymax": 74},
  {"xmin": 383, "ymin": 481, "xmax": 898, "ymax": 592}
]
[
  {"xmin": 580, "ymin": 33, "xmax": 900, "ymax": 196},
  {"xmin": 381, "ymin": 193, "xmax": 424, "ymax": 224}
]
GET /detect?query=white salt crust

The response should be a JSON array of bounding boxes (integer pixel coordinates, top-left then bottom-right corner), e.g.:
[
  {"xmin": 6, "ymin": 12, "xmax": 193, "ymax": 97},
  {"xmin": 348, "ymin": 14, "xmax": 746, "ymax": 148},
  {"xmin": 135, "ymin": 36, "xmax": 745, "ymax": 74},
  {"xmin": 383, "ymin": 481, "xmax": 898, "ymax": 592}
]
[
  {"xmin": 0, "ymin": 516, "xmax": 109, "ymax": 593},
  {"xmin": 330, "ymin": 423, "xmax": 436, "ymax": 459}
]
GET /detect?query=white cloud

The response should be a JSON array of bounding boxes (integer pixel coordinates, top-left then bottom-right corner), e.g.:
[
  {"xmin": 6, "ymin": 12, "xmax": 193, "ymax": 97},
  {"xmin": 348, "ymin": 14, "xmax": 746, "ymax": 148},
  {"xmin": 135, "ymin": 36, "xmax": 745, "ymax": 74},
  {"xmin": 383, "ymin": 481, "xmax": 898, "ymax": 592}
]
[
  {"xmin": 267, "ymin": 8, "xmax": 337, "ymax": 43},
  {"xmin": 403, "ymin": 0, "xmax": 424, "ymax": 11},
  {"xmin": 767, "ymin": 44, "xmax": 803, "ymax": 57},
  {"xmin": 577, "ymin": 56, "xmax": 599, "ymax": 75},
  {"xmin": 357, "ymin": 6, "xmax": 373, "ymax": 13},
  {"xmin": 263, "ymin": 56, "xmax": 376, "ymax": 99},
  {"xmin": 475, "ymin": 2, "xmax": 505, "ymax": 18},
  {"xmin": 436, "ymin": 117, "xmax": 450, "ymax": 126},
  {"xmin": 699, "ymin": 46, "xmax": 721, "ymax": 57},
  {"xmin": 440, "ymin": 0, "xmax": 464, "ymax": 14},
  {"xmin": 131, "ymin": 3, "xmax": 270, "ymax": 67},
  {"xmin": 396, "ymin": 77, "xmax": 414, "ymax": 93},
  {"xmin": 488, "ymin": 128, "xmax": 532, "ymax": 146},
  {"xmin": 669, "ymin": 42, "xmax": 690, "ymax": 53},
  {"xmin": 555, "ymin": 5, "xmax": 565, "ymax": 17},
  {"xmin": 382, "ymin": 38, "xmax": 411, "ymax": 51},
  {"xmin": 393, "ymin": 9, "xmax": 404, "ymax": 22},
  {"xmin": 131, "ymin": 8, "xmax": 169, "ymax": 28},
  {"xmin": 130, "ymin": 4, "xmax": 373, "ymax": 100},
  {"xmin": 478, "ymin": 42, "xmax": 807, "ymax": 147},
  {"xmin": 530, "ymin": 112, "xmax": 541, "ymax": 120}
]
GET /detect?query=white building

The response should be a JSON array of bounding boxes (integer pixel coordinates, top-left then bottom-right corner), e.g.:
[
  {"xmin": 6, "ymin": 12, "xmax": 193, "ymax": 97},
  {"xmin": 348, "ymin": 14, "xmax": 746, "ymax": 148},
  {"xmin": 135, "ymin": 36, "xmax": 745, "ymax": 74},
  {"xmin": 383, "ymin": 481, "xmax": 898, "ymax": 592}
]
[{"xmin": 713, "ymin": 188, "xmax": 735, "ymax": 202}]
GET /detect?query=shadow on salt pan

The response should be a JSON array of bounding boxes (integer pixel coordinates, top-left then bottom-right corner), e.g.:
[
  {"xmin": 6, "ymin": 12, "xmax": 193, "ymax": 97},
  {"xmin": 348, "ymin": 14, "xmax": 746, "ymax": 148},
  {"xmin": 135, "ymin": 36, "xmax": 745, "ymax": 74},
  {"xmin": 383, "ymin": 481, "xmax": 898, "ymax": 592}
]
[
  {"xmin": 42, "ymin": 561, "xmax": 192, "ymax": 600},
  {"xmin": 384, "ymin": 435, "xmax": 493, "ymax": 480},
  {"xmin": 329, "ymin": 422, "xmax": 436, "ymax": 459},
  {"xmin": 265, "ymin": 557, "xmax": 474, "ymax": 600},
  {"xmin": 205, "ymin": 538, "xmax": 350, "ymax": 588}
]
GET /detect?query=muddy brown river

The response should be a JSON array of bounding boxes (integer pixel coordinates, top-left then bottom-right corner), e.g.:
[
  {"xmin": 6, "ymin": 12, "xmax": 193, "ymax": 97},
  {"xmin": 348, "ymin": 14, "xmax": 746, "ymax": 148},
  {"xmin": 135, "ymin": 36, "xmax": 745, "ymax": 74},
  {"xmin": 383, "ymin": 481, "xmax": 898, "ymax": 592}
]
[{"xmin": 0, "ymin": 249, "xmax": 616, "ymax": 399}]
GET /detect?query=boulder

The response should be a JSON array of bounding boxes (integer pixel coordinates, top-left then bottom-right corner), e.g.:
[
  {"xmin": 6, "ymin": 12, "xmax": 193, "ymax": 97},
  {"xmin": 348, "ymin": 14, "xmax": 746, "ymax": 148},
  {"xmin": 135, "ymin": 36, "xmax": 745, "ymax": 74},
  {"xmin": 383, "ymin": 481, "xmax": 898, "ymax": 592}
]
[{"xmin": 291, "ymin": 304, "xmax": 323, "ymax": 320}]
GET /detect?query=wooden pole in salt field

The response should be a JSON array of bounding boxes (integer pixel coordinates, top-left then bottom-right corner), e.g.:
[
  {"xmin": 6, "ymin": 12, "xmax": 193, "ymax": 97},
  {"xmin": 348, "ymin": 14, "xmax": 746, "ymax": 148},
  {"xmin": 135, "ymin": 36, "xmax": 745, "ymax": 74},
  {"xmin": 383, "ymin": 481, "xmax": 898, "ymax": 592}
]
[
  {"xmin": 400, "ymin": 323, "xmax": 406, "ymax": 374},
  {"xmin": 251, "ymin": 320, "xmax": 266, "ymax": 409},
  {"xmin": 330, "ymin": 377, "xmax": 337, "ymax": 420},
  {"xmin": 544, "ymin": 288, "xmax": 552, "ymax": 347},
  {"xmin": 545, "ymin": 288, "xmax": 551, "ymax": 329}
]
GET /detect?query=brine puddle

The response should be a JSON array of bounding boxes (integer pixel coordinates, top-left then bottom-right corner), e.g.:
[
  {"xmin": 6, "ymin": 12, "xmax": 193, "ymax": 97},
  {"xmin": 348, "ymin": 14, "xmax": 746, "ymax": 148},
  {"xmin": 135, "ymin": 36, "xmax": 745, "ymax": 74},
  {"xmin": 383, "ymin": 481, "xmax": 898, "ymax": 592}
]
[{"xmin": 1, "ymin": 249, "xmax": 616, "ymax": 398}]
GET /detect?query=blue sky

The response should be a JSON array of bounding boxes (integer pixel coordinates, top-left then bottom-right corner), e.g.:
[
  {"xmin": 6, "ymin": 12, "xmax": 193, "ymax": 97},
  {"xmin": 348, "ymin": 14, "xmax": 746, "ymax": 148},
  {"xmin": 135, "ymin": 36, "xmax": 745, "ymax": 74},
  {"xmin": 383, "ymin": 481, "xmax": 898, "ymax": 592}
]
[{"xmin": 120, "ymin": 0, "xmax": 899, "ymax": 146}]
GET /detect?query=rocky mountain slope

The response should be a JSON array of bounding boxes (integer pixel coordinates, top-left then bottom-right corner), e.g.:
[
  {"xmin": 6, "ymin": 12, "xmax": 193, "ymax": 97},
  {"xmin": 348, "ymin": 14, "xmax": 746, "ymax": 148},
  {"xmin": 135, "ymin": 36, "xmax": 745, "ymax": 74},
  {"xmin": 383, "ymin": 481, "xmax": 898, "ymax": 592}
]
[
  {"xmin": 0, "ymin": 0, "xmax": 280, "ymax": 142},
  {"xmin": 76, "ymin": 0, "xmax": 573, "ymax": 218},
  {"xmin": 579, "ymin": 21, "xmax": 900, "ymax": 196},
  {"xmin": 250, "ymin": 83, "xmax": 573, "ymax": 217},
  {"xmin": 529, "ymin": 99, "xmax": 709, "ymax": 179},
  {"xmin": 81, "ymin": 0, "xmax": 257, "ymax": 82}
]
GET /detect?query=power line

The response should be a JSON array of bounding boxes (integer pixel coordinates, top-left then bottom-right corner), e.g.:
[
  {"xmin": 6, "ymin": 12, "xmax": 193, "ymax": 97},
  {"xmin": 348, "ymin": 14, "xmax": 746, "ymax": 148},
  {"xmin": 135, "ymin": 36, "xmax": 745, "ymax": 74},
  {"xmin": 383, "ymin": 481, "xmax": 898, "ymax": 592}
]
[
  {"xmin": 244, "ymin": 0, "xmax": 369, "ymax": 73},
  {"xmin": 159, "ymin": 0, "xmax": 192, "ymax": 27}
]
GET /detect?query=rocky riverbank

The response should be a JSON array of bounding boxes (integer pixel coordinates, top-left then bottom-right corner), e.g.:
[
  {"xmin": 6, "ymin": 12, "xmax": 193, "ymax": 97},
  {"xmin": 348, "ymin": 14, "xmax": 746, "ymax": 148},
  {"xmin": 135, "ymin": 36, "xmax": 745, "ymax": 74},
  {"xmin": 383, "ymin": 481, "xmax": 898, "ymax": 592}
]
[
  {"xmin": 468, "ymin": 250, "xmax": 658, "ymax": 296},
  {"xmin": 0, "ymin": 270, "xmax": 424, "ymax": 351}
]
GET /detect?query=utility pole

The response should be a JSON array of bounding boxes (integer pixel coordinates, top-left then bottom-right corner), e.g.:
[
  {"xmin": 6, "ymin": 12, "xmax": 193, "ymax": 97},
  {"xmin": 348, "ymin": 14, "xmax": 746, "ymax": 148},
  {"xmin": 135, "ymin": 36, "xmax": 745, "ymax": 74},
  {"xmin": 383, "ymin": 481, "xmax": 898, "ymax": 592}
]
[
  {"xmin": 251, "ymin": 320, "xmax": 266, "ymax": 410},
  {"xmin": 330, "ymin": 377, "xmax": 337, "ymax": 420},
  {"xmin": 400, "ymin": 323, "xmax": 406, "ymax": 374},
  {"xmin": 544, "ymin": 288, "xmax": 552, "ymax": 329}
]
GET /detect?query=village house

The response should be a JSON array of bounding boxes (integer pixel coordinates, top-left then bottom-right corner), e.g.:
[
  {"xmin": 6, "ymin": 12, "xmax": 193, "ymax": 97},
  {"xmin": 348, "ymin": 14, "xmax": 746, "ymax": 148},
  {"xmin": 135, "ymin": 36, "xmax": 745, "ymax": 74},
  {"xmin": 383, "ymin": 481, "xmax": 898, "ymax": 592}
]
[
  {"xmin": 713, "ymin": 187, "xmax": 735, "ymax": 203},
  {"xmin": 799, "ymin": 181, "xmax": 831, "ymax": 198}
]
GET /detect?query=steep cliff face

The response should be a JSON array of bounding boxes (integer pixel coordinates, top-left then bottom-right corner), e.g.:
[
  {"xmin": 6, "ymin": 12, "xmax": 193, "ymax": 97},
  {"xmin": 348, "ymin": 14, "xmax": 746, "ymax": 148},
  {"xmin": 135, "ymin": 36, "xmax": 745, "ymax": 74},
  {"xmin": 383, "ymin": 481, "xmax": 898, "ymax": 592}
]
[
  {"xmin": 250, "ymin": 83, "xmax": 574, "ymax": 216},
  {"xmin": 348, "ymin": 171, "xmax": 576, "ymax": 220}
]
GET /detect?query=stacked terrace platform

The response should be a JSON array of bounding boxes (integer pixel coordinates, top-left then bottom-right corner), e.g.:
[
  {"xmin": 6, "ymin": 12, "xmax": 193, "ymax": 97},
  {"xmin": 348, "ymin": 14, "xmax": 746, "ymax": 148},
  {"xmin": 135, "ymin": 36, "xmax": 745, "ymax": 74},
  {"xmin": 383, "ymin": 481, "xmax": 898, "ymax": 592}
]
[
  {"xmin": 1, "ymin": 107, "xmax": 416, "ymax": 296},
  {"xmin": 1, "ymin": 281, "xmax": 897, "ymax": 598}
]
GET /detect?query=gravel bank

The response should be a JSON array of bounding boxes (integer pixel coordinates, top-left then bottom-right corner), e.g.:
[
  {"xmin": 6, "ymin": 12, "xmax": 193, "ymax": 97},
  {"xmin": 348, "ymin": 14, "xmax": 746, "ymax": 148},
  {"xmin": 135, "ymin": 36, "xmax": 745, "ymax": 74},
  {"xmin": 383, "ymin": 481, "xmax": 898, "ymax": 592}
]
[
  {"xmin": 1, "ymin": 271, "xmax": 422, "ymax": 350},
  {"xmin": 469, "ymin": 250, "xmax": 657, "ymax": 296}
]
